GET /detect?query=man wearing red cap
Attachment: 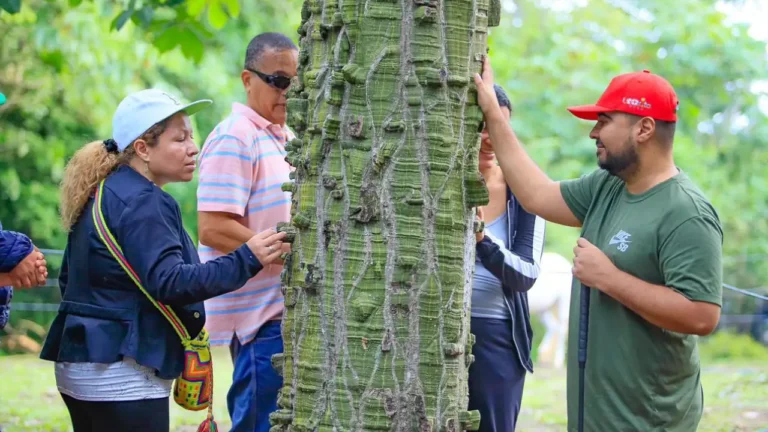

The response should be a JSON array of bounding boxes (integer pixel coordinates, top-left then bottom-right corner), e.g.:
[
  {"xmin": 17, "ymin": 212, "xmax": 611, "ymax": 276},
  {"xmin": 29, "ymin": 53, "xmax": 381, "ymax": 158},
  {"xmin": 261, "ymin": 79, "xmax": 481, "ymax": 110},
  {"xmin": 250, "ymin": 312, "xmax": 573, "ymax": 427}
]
[{"xmin": 474, "ymin": 57, "xmax": 723, "ymax": 431}]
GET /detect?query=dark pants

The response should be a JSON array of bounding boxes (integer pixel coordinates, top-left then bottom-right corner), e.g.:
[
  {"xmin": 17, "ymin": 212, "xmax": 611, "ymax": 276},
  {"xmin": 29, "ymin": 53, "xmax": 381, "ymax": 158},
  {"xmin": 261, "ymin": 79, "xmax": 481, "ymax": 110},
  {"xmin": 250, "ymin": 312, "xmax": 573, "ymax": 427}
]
[
  {"xmin": 227, "ymin": 320, "xmax": 284, "ymax": 432},
  {"xmin": 61, "ymin": 393, "xmax": 169, "ymax": 432},
  {"xmin": 468, "ymin": 317, "xmax": 527, "ymax": 432}
]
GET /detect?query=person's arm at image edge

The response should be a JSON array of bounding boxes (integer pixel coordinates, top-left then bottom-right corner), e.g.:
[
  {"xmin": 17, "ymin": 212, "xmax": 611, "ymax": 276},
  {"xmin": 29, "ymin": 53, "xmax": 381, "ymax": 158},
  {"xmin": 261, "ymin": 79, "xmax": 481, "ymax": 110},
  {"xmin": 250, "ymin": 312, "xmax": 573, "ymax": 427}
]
[{"xmin": 0, "ymin": 229, "xmax": 46, "ymax": 288}]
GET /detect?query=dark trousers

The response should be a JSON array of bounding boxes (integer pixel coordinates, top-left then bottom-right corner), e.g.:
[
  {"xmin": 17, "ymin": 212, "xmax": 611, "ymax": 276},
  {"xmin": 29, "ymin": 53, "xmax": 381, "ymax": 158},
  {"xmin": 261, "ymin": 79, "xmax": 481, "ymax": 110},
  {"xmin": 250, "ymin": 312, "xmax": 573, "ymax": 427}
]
[
  {"xmin": 227, "ymin": 320, "xmax": 284, "ymax": 432},
  {"xmin": 468, "ymin": 317, "xmax": 527, "ymax": 432},
  {"xmin": 61, "ymin": 393, "xmax": 169, "ymax": 432}
]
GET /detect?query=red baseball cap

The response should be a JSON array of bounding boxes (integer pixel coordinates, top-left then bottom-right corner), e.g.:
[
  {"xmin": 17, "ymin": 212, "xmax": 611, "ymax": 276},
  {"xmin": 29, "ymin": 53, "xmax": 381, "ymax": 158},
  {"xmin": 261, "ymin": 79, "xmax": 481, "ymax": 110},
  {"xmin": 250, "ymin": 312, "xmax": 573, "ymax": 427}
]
[{"xmin": 567, "ymin": 70, "xmax": 679, "ymax": 122}]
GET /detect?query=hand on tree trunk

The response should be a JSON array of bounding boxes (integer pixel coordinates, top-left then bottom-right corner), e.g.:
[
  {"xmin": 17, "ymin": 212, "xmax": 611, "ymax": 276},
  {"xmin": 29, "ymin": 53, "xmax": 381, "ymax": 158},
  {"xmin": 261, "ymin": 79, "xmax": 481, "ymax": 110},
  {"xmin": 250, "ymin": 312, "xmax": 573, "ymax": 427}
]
[
  {"xmin": 476, "ymin": 207, "xmax": 485, "ymax": 243},
  {"xmin": 246, "ymin": 229, "xmax": 287, "ymax": 266},
  {"xmin": 474, "ymin": 56, "xmax": 504, "ymax": 121}
]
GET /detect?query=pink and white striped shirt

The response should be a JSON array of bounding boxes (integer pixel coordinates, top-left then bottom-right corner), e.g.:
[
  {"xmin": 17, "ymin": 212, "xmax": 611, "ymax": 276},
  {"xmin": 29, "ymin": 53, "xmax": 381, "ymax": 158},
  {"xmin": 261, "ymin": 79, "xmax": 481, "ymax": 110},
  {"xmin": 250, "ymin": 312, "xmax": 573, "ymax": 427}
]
[{"xmin": 196, "ymin": 102, "xmax": 294, "ymax": 346}]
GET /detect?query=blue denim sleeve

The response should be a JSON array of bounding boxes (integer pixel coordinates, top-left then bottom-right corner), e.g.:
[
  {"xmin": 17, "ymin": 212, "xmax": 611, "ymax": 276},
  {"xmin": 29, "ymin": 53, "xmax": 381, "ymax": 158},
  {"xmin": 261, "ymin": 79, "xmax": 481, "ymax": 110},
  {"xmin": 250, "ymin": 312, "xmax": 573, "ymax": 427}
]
[
  {"xmin": 113, "ymin": 189, "xmax": 263, "ymax": 305},
  {"xmin": 0, "ymin": 227, "xmax": 34, "ymax": 273},
  {"xmin": 0, "ymin": 286, "xmax": 12, "ymax": 329},
  {"xmin": 0, "ymin": 221, "xmax": 28, "ymax": 330}
]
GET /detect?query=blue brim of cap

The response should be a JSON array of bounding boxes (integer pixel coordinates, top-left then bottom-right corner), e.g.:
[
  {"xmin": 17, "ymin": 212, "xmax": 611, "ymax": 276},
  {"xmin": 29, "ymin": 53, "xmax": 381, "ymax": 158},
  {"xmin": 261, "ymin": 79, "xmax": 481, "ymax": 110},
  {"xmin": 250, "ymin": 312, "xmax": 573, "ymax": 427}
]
[{"xmin": 177, "ymin": 99, "xmax": 213, "ymax": 117}]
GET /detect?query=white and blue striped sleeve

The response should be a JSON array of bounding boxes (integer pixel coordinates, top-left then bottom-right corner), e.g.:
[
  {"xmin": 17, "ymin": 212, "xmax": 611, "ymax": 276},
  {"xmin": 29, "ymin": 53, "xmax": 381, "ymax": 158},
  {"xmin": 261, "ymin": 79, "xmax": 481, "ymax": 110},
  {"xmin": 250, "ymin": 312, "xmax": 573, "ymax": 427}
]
[{"xmin": 476, "ymin": 204, "xmax": 546, "ymax": 293}]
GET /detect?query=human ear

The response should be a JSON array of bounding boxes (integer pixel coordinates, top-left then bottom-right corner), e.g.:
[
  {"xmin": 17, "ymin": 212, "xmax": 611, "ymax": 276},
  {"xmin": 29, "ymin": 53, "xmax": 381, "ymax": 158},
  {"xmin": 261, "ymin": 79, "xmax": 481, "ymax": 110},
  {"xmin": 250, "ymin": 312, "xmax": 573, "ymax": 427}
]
[
  {"xmin": 133, "ymin": 139, "xmax": 151, "ymax": 163},
  {"xmin": 636, "ymin": 117, "xmax": 655, "ymax": 143},
  {"xmin": 241, "ymin": 70, "xmax": 252, "ymax": 91}
]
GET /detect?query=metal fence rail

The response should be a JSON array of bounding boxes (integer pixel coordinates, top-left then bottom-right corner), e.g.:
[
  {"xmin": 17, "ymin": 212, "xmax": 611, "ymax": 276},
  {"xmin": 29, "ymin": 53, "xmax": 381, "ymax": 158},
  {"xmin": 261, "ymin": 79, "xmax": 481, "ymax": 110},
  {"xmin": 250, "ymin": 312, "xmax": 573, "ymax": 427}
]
[
  {"xmin": 8, "ymin": 248, "xmax": 768, "ymax": 310},
  {"xmin": 723, "ymin": 283, "xmax": 768, "ymax": 301}
]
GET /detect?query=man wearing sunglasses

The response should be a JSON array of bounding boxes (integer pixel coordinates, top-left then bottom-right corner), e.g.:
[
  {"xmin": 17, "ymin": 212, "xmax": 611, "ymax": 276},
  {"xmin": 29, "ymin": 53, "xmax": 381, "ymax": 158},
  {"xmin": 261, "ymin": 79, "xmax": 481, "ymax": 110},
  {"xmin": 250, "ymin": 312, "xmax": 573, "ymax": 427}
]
[{"xmin": 196, "ymin": 32, "xmax": 298, "ymax": 432}]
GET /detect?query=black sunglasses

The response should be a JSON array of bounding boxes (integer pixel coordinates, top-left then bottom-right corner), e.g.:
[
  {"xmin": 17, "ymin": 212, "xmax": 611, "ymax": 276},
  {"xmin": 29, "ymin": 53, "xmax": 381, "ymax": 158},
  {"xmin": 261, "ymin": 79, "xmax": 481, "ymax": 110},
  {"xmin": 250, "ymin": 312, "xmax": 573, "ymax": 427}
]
[{"xmin": 246, "ymin": 67, "xmax": 293, "ymax": 90}]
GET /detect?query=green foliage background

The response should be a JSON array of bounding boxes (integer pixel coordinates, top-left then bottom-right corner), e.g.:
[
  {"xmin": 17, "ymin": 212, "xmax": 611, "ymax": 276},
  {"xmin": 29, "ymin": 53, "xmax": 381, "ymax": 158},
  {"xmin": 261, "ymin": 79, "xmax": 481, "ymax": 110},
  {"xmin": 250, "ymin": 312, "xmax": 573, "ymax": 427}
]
[{"xmin": 1, "ymin": 0, "xmax": 766, "ymax": 320}]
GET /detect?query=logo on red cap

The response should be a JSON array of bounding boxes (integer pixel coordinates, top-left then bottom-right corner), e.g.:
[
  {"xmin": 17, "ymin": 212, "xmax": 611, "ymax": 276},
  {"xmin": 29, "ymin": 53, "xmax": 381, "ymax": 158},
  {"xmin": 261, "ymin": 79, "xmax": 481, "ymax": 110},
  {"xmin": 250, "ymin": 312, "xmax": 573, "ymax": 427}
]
[
  {"xmin": 622, "ymin": 97, "xmax": 652, "ymax": 110},
  {"xmin": 567, "ymin": 69, "xmax": 679, "ymax": 122}
]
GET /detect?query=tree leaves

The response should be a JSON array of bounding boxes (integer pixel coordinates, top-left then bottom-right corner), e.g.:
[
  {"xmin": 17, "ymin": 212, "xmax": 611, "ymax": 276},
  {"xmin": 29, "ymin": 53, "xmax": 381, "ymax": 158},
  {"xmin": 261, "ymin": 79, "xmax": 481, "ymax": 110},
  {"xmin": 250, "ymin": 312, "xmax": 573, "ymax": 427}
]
[
  {"xmin": 111, "ymin": 9, "xmax": 132, "ymax": 30},
  {"xmin": 153, "ymin": 25, "xmax": 184, "ymax": 53},
  {"xmin": 186, "ymin": 0, "xmax": 207, "ymax": 17},
  {"xmin": 152, "ymin": 24, "xmax": 206, "ymax": 63},
  {"xmin": 0, "ymin": 0, "xmax": 21, "ymax": 14},
  {"xmin": 133, "ymin": 5, "xmax": 154, "ymax": 27},
  {"xmin": 187, "ymin": 0, "xmax": 241, "ymax": 30},
  {"xmin": 180, "ymin": 28, "xmax": 204, "ymax": 63},
  {"xmin": 6, "ymin": 0, "xmax": 240, "ymax": 61},
  {"xmin": 130, "ymin": 0, "xmax": 238, "ymax": 59},
  {"xmin": 220, "ymin": 0, "xmax": 240, "ymax": 18},
  {"xmin": 207, "ymin": 1, "xmax": 228, "ymax": 29}
]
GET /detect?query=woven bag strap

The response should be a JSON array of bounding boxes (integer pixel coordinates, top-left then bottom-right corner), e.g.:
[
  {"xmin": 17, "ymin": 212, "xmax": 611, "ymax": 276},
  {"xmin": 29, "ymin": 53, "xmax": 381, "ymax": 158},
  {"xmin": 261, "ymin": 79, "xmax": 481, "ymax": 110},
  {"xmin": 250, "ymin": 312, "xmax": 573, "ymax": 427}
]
[{"xmin": 91, "ymin": 180, "xmax": 190, "ymax": 341}]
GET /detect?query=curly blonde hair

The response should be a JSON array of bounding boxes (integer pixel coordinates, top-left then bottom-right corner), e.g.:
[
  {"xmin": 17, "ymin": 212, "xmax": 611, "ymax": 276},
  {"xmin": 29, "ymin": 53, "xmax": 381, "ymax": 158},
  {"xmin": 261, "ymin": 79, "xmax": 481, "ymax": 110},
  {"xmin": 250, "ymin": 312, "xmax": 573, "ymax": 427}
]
[{"xmin": 59, "ymin": 122, "xmax": 167, "ymax": 231}]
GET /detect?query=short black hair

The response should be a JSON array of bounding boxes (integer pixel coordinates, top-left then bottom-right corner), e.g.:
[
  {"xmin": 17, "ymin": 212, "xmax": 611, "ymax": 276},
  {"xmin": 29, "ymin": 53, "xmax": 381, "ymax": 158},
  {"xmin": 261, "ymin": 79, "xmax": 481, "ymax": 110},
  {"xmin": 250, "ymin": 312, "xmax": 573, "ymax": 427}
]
[
  {"xmin": 244, "ymin": 32, "xmax": 298, "ymax": 70},
  {"xmin": 655, "ymin": 120, "xmax": 676, "ymax": 146},
  {"xmin": 494, "ymin": 84, "xmax": 513, "ymax": 113},
  {"xmin": 626, "ymin": 114, "xmax": 676, "ymax": 147}
]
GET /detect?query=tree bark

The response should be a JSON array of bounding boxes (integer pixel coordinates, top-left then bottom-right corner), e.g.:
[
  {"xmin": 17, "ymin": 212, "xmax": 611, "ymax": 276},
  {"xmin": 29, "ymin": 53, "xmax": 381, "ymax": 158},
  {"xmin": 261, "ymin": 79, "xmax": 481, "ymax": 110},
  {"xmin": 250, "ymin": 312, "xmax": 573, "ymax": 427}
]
[{"xmin": 273, "ymin": 0, "xmax": 499, "ymax": 430}]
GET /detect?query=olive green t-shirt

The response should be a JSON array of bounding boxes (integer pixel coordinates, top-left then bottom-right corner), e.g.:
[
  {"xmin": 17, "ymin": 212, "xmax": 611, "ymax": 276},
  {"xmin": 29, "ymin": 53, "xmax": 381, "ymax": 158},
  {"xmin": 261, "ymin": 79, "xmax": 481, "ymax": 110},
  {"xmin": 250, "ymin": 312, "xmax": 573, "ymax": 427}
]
[{"xmin": 560, "ymin": 169, "xmax": 723, "ymax": 432}]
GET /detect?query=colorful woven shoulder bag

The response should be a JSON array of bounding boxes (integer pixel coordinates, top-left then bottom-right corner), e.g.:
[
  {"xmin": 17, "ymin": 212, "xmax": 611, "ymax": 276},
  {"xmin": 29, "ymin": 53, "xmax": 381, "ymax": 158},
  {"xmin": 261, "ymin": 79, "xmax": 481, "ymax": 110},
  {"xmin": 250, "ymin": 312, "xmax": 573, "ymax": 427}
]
[{"xmin": 91, "ymin": 180, "xmax": 218, "ymax": 432}]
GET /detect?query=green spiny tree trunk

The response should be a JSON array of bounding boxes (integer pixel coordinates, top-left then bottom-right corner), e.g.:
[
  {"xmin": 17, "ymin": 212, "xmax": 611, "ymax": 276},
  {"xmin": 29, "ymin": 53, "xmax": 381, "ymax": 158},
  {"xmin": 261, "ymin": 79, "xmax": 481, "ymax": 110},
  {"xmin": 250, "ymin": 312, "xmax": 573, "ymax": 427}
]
[{"xmin": 273, "ymin": 0, "xmax": 500, "ymax": 430}]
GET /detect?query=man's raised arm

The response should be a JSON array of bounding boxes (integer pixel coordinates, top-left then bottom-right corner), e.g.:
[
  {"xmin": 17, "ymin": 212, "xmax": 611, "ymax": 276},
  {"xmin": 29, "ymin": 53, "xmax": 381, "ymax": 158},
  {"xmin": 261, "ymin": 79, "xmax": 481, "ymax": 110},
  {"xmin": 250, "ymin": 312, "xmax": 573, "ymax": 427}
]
[{"xmin": 474, "ymin": 57, "xmax": 581, "ymax": 228}]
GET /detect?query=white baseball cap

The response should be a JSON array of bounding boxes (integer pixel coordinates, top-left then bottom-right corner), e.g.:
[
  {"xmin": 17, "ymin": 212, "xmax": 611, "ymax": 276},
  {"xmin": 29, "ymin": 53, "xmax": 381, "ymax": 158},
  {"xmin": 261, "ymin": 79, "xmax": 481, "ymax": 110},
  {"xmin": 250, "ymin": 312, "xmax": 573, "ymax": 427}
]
[{"xmin": 112, "ymin": 89, "xmax": 213, "ymax": 152}]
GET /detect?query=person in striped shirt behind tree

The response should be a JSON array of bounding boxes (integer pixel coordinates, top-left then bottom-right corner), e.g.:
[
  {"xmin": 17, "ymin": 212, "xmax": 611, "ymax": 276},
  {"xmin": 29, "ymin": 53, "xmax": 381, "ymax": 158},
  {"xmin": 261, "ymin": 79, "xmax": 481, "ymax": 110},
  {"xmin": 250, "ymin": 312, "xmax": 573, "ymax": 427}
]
[{"xmin": 196, "ymin": 32, "xmax": 297, "ymax": 432}]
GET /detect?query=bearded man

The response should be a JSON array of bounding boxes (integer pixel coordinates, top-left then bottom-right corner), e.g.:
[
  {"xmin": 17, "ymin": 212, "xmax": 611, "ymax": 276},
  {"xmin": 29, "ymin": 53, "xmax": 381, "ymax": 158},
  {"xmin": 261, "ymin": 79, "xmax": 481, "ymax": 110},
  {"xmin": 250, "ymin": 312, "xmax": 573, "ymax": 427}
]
[{"xmin": 474, "ymin": 58, "xmax": 723, "ymax": 431}]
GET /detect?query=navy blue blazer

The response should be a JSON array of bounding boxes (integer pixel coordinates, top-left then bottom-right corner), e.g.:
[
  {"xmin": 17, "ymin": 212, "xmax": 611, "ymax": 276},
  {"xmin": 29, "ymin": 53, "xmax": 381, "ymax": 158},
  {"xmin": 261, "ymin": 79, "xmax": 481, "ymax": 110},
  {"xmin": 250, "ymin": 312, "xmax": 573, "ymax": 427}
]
[
  {"xmin": 475, "ymin": 188, "xmax": 546, "ymax": 373},
  {"xmin": 40, "ymin": 165, "xmax": 263, "ymax": 379}
]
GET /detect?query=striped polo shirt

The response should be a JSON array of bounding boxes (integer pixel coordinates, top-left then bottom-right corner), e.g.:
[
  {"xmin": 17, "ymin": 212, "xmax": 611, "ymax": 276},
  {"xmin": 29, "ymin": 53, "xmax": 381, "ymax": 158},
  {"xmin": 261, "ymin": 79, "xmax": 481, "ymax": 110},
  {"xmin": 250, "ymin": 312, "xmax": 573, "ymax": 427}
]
[{"xmin": 196, "ymin": 102, "xmax": 294, "ymax": 346}]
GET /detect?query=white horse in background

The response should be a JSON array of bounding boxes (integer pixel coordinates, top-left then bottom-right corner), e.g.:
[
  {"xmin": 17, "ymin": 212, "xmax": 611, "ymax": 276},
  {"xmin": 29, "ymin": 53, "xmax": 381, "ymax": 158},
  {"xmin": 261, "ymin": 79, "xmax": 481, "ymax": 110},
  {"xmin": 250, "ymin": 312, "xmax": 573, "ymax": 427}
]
[{"xmin": 528, "ymin": 251, "xmax": 573, "ymax": 369}]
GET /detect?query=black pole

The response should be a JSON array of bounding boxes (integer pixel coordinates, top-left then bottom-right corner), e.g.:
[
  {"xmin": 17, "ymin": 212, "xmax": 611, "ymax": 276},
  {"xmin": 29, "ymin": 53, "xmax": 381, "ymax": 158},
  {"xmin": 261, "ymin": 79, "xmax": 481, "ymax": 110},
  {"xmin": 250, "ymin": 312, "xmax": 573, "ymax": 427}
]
[{"xmin": 577, "ymin": 285, "xmax": 591, "ymax": 432}]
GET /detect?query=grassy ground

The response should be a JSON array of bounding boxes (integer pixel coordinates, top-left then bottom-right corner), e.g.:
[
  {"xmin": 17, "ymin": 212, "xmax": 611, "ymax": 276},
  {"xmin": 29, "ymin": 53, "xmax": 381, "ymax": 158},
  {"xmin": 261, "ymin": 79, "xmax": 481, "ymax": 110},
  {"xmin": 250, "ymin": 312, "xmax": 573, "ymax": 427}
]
[
  {"xmin": 515, "ymin": 362, "xmax": 768, "ymax": 431},
  {"xmin": 0, "ymin": 347, "xmax": 237, "ymax": 432},
  {"xmin": 1, "ymin": 333, "xmax": 767, "ymax": 431}
]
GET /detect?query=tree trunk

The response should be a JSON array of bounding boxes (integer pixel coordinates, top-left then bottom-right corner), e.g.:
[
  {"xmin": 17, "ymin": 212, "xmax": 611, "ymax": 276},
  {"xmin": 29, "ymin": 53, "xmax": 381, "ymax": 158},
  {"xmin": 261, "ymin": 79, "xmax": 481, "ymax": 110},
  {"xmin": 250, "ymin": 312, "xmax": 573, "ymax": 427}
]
[{"xmin": 273, "ymin": 0, "xmax": 499, "ymax": 430}]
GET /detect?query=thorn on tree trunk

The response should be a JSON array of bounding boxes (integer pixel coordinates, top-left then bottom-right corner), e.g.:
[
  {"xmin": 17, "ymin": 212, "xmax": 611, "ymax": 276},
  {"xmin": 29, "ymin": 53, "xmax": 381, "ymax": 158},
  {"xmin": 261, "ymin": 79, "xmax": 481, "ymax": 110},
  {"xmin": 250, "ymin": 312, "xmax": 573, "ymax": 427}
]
[
  {"xmin": 322, "ymin": 175, "xmax": 337, "ymax": 190},
  {"xmin": 292, "ymin": 211, "xmax": 311, "ymax": 229},
  {"xmin": 348, "ymin": 115, "xmax": 365, "ymax": 138},
  {"xmin": 271, "ymin": 353, "xmax": 284, "ymax": 377},
  {"xmin": 460, "ymin": 410, "xmax": 482, "ymax": 431},
  {"xmin": 444, "ymin": 343, "xmax": 464, "ymax": 357},
  {"xmin": 445, "ymin": 417, "xmax": 458, "ymax": 432},
  {"xmin": 276, "ymin": 222, "xmax": 297, "ymax": 243},
  {"xmin": 381, "ymin": 329, "xmax": 393, "ymax": 352}
]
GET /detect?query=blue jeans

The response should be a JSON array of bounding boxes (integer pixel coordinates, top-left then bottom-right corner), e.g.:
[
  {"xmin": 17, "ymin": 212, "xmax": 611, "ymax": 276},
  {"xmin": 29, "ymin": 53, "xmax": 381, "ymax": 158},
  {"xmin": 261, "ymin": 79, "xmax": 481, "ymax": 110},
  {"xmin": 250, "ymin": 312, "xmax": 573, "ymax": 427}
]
[
  {"xmin": 227, "ymin": 320, "xmax": 283, "ymax": 432},
  {"xmin": 468, "ymin": 317, "xmax": 527, "ymax": 432}
]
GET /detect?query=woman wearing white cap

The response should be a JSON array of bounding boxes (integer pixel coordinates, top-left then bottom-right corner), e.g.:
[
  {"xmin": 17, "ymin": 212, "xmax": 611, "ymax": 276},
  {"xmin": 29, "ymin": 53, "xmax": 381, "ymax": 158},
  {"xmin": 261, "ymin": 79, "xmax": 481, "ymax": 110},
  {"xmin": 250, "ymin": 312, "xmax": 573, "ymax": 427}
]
[{"xmin": 40, "ymin": 89, "xmax": 287, "ymax": 431}]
